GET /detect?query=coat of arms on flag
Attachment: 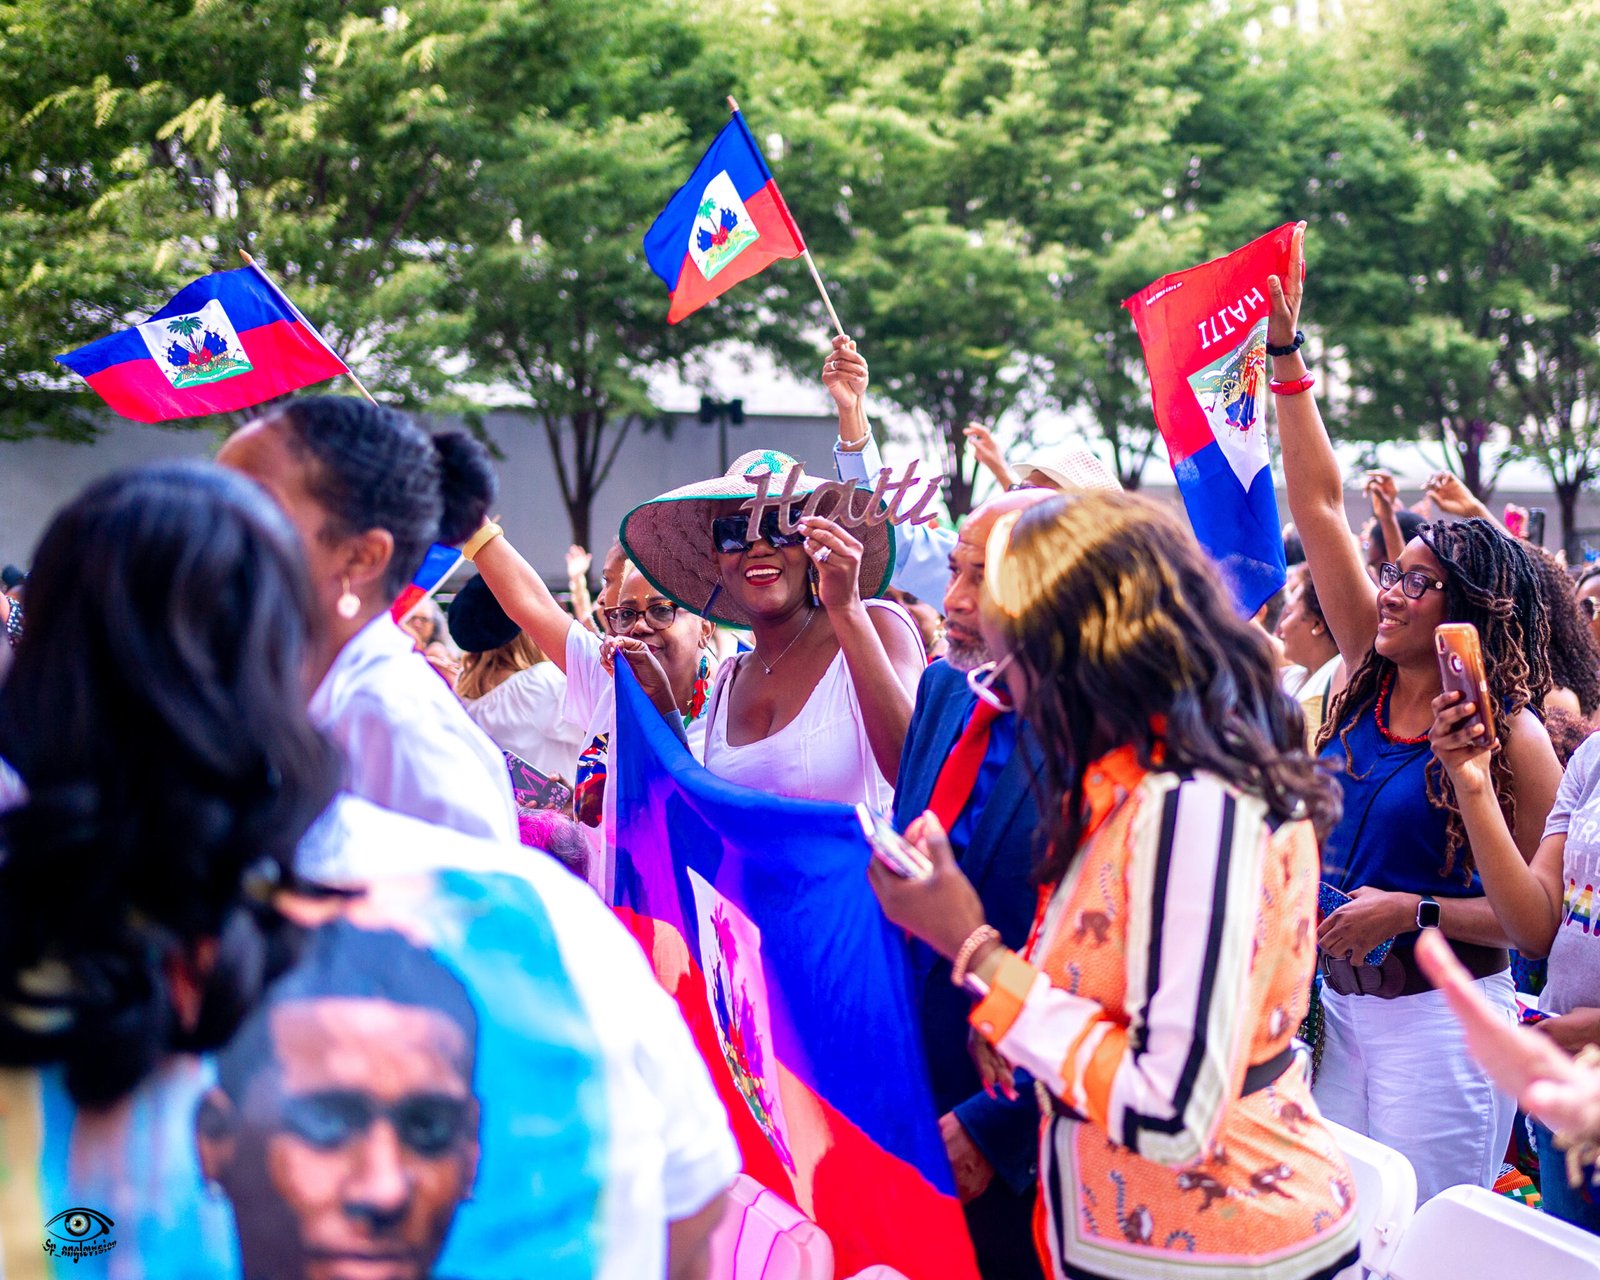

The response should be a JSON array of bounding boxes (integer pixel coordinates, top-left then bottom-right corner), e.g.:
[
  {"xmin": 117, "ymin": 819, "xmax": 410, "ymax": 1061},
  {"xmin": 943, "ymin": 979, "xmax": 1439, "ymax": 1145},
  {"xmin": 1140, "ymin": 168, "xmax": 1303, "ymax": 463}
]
[
  {"xmin": 691, "ymin": 173, "xmax": 761, "ymax": 280},
  {"xmin": 138, "ymin": 298, "xmax": 253, "ymax": 389},
  {"xmin": 1187, "ymin": 316, "xmax": 1269, "ymax": 491}
]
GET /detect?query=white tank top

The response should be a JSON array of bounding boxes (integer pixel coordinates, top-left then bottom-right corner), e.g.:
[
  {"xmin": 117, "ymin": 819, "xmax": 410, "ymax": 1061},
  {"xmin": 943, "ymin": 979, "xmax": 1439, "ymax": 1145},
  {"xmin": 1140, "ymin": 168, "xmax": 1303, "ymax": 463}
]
[{"xmin": 703, "ymin": 600, "xmax": 921, "ymax": 811}]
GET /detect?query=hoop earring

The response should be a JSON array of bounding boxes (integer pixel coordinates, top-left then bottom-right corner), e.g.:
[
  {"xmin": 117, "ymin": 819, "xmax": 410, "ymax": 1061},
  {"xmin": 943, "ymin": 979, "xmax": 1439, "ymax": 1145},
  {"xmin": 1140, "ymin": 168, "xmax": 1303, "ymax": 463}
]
[{"xmin": 336, "ymin": 576, "xmax": 361, "ymax": 620}]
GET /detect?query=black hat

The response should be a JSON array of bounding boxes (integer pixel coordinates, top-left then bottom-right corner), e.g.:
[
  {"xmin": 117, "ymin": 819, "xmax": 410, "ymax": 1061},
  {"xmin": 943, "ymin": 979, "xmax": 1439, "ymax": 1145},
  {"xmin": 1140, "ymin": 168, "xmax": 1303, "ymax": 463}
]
[{"xmin": 447, "ymin": 574, "xmax": 521, "ymax": 653}]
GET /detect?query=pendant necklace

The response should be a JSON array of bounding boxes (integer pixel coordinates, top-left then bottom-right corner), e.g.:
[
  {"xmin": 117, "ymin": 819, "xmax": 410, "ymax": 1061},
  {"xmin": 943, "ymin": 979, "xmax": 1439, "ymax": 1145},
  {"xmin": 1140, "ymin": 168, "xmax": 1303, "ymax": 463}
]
[{"xmin": 752, "ymin": 607, "xmax": 816, "ymax": 676}]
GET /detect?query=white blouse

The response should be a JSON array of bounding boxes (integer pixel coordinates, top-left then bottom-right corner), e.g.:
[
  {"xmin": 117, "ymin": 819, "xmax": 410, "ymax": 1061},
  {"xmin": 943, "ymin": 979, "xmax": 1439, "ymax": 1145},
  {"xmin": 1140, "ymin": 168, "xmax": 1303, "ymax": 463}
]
[{"xmin": 309, "ymin": 614, "xmax": 518, "ymax": 842}]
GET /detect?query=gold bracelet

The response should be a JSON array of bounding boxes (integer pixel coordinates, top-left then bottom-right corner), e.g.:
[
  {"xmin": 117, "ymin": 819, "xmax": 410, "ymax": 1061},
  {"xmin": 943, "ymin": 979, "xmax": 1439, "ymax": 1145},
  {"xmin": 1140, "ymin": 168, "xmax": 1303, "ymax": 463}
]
[
  {"xmin": 951, "ymin": 925, "xmax": 1001, "ymax": 990},
  {"xmin": 460, "ymin": 521, "xmax": 503, "ymax": 562}
]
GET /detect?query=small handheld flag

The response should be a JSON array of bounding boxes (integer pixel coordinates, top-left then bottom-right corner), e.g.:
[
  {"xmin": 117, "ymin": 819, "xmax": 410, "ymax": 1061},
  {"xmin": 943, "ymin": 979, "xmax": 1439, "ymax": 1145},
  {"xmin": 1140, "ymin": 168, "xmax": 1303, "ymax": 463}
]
[
  {"xmin": 1123, "ymin": 224, "xmax": 1296, "ymax": 614},
  {"xmin": 391, "ymin": 543, "xmax": 463, "ymax": 623},
  {"xmin": 56, "ymin": 266, "xmax": 349, "ymax": 422},
  {"xmin": 644, "ymin": 107, "xmax": 807, "ymax": 325}
]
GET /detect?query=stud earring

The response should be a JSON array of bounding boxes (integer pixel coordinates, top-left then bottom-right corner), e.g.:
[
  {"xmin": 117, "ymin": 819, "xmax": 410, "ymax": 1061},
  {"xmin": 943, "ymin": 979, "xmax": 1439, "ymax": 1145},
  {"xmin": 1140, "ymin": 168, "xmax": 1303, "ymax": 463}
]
[{"xmin": 336, "ymin": 576, "xmax": 361, "ymax": 620}]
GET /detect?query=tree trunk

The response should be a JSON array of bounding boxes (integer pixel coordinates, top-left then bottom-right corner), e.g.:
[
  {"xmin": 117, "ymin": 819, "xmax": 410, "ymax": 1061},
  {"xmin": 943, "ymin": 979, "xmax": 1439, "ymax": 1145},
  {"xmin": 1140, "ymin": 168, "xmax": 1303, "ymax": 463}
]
[
  {"xmin": 1555, "ymin": 479, "xmax": 1582, "ymax": 561},
  {"xmin": 940, "ymin": 420, "xmax": 978, "ymax": 520},
  {"xmin": 564, "ymin": 487, "xmax": 594, "ymax": 561}
]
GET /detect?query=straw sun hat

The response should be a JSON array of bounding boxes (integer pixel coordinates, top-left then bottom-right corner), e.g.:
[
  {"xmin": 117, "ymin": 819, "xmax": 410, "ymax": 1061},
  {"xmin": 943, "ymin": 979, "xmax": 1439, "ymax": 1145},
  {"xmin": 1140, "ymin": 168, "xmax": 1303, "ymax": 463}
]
[{"xmin": 620, "ymin": 449, "xmax": 897, "ymax": 631}]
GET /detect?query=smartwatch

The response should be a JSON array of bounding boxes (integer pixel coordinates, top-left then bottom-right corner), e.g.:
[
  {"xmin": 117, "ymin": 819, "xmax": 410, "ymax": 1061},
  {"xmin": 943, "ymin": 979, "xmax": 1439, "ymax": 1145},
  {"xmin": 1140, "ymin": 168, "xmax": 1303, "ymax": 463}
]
[{"xmin": 1416, "ymin": 896, "xmax": 1442, "ymax": 930}]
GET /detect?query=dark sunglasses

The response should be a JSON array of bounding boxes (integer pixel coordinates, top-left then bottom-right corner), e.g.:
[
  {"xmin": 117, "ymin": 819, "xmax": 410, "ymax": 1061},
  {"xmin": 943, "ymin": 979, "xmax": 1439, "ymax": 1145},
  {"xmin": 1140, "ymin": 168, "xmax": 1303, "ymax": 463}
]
[
  {"xmin": 711, "ymin": 507, "xmax": 807, "ymax": 555},
  {"xmin": 280, "ymin": 1089, "xmax": 471, "ymax": 1157},
  {"xmin": 1377, "ymin": 561, "xmax": 1446, "ymax": 601},
  {"xmin": 603, "ymin": 601, "xmax": 680, "ymax": 632}
]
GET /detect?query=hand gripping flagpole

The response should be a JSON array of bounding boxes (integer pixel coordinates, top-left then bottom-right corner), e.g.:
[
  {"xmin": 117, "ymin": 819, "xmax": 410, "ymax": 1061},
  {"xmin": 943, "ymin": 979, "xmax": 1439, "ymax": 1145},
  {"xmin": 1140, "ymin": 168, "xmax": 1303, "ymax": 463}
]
[
  {"xmin": 238, "ymin": 250, "xmax": 380, "ymax": 406},
  {"xmin": 727, "ymin": 97, "xmax": 846, "ymax": 340}
]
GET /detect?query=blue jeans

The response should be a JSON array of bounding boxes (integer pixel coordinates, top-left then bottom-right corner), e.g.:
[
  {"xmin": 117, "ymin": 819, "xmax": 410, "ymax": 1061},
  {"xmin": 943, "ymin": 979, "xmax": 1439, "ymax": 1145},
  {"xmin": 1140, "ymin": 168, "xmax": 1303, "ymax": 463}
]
[{"xmin": 1534, "ymin": 1119, "xmax": 1600, "ymax": 1234}]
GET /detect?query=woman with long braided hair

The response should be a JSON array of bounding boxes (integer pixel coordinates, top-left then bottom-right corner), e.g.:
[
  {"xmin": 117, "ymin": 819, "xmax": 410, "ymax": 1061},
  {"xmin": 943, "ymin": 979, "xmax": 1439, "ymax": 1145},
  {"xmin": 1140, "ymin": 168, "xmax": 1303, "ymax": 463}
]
[{"xmin": 1273, "ymin": 224, "xmax": 1563, "ymax": 1203}]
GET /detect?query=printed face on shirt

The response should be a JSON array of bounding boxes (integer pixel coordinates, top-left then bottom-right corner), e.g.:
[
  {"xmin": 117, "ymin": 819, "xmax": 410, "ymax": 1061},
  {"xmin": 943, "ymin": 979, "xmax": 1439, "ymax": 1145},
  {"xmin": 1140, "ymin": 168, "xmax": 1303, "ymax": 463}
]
[
  {"xmin": 1373, "ymin": 538, "xmax": 1448, "ymax": 668},
  {"xmin": 201, "ymin": 995, "xmax": 480, "ymax": 1280}
]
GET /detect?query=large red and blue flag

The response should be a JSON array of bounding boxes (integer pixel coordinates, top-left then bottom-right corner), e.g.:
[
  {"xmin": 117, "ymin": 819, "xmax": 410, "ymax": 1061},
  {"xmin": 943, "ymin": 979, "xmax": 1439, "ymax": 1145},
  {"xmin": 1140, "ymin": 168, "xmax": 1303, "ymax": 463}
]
[
  {"xmin": 611, "ymin": 663, "xmax": 981, "ymax": 1279},
  {"xmin": 391, "ymin": 543, "xmax": 462, "ymax": 623},
  {"xmin": 643, "ymin": 110, "xmax": 807, "ymax": 324},
  {"xmin": 55, "ymin": 265, "xmax": 348, "ymax": 422},
  {"xmin": 1124, "ymin": 224, "xmax": 1296, "ymax": 614}
]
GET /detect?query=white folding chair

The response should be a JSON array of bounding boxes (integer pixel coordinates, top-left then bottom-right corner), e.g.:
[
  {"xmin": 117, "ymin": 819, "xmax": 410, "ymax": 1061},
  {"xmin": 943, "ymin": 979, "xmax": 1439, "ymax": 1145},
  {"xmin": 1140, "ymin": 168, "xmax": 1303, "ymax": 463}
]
[
  {"xmin": 1386, "ymin": 1184, "xmax": 1600, "ymax": 1280},
  {"xmin": 706, "ymin": 1173, "xmax": 835, "ymax": 1280},
  {"xmin": 1325, "ymin": 1120, "xmax": 1418, "ymax": 1279}
]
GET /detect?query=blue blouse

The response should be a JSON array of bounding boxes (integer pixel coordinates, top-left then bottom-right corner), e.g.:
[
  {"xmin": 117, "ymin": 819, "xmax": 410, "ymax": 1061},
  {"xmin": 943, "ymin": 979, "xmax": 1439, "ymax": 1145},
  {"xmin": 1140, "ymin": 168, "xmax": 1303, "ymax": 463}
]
[{"xmin": 1319, "ymin": 701, "xmax": 1483, "ymax": 898}]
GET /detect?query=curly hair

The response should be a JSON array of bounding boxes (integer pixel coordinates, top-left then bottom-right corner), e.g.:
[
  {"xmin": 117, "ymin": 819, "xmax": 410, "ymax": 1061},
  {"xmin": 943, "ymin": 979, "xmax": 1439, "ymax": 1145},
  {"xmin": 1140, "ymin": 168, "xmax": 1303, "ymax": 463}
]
[
  {"xmin": 986, "ymin": 493, "xmax": 1342, "ymax": 885},
  {"xmin": 1317, "ymin": 518, "xmax": 1550, "ymax": 882},
  {"xmin": 1526, "ymin": 545, "xmax": 1600, "ymax": 717}
]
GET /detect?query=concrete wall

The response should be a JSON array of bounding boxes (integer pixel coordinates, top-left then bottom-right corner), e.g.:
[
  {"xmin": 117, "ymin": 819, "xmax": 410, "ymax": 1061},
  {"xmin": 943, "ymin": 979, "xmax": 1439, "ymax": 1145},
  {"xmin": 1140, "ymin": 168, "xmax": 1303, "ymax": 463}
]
[{"xmin": 0, "ymin": 410, "xmax": 848, "ymax": 583}]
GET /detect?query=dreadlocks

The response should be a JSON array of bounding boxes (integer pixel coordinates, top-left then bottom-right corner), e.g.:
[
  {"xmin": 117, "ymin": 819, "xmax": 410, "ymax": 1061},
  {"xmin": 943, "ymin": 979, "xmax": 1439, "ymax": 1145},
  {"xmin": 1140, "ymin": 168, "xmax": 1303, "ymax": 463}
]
[{"xmin": 1317, "ymin": 518, "xmax": 1550, "ymax": 882}]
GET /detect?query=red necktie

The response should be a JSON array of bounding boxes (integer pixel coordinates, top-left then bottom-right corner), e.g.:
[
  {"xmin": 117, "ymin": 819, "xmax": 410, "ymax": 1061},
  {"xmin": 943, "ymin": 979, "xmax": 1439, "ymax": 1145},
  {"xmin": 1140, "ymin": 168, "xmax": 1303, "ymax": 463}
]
[{"xmin": 927, "ymin": 700, "xmax": 1003, "ymax": 832}]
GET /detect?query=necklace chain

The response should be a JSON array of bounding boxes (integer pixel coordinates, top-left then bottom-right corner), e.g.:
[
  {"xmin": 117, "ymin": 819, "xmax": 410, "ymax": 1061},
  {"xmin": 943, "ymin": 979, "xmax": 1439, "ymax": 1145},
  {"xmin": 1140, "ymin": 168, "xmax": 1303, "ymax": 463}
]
[{"xmin": 753, "ymin": 607, "xmax": 816, "ymax": 676}]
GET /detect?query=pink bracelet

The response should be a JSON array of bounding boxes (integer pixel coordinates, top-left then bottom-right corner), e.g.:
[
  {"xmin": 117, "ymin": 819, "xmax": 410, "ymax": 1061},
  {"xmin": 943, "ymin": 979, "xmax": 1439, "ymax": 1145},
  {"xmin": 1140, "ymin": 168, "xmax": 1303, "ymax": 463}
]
[{"xmin": 951, "ymin": 925, "xmax": 1001, "ymax": 989}]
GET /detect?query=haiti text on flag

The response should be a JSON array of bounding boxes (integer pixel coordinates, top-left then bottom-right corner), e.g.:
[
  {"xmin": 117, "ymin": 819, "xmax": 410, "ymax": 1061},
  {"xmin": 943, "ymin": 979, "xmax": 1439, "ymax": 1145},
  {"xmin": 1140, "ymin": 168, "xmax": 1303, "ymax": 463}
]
[
  {"xmin": 610, "ymin": 663, "xmax": 981, "ymax": 1280},
  {"xmin": 391, "ymin": 543, "xmax": 463, "ymax": 622},
  {"xmin": 643, "ymin": 111, "xmax": 806, "ymax": 324},
  {"xmin": 56, "ymin": 267, "xmax": 348, "ymax": 423},
  {"xmin": 1123, "ymin": 223, "xmax": 1296, "ymax": 614}
]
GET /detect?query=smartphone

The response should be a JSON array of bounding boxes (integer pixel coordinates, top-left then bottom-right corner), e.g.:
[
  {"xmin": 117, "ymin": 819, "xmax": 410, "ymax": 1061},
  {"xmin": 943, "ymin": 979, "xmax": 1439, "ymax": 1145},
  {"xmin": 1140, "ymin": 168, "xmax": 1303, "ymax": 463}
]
[
  {"xmin": 1435, "ymin": 623, "xmax": 1495, "ymax": 746},
  {"xmin": 1316, "ymin": 881, "xmax": 1395, "ymax": 966},
  {"xmin": 503, "ymin": 751, "xmax": 574, "ymax": 814},
  {"xmin": 855, "ymin": 803, "xmax": 933, "ymax": 881},
  {"xmin": 1527, "ymin": 508, "xmax": 1547, "ymax": 546}
]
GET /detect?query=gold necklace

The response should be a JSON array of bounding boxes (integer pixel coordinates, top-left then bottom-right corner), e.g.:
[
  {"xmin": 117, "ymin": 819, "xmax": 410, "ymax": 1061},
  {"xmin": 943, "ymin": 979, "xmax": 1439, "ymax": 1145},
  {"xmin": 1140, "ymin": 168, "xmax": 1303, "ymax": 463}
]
[{"xmin": 752, "ymin": 607, "xmax": 816, "ymax": 676}]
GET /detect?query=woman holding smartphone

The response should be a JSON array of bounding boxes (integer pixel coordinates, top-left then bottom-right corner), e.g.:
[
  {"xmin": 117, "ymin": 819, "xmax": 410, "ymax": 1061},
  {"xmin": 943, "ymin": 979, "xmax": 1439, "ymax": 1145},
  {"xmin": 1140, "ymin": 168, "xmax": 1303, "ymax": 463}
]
[
  {"xmin": 872, "ymin": 491, "xmax": 1359, "ymax": 1280},
  {"xmin": 1273, "ymin": 223, "xmax": 1564, "ymax": 1202}
]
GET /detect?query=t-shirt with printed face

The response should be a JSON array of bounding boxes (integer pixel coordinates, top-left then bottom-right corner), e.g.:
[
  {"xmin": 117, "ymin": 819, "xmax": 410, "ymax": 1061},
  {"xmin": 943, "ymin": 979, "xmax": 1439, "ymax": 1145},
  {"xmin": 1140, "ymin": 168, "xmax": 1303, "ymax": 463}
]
[{"xmin": 1539, "ymin": 731, "xmax": 1600, "ymax": 1016}]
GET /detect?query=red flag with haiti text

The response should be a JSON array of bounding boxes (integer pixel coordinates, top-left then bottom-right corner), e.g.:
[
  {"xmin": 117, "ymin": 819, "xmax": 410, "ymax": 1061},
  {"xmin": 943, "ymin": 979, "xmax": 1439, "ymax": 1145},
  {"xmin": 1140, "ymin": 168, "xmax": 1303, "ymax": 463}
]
[{"xmin": 1124, "ymin": 224, "xmax": 1296, "ymax": 614}]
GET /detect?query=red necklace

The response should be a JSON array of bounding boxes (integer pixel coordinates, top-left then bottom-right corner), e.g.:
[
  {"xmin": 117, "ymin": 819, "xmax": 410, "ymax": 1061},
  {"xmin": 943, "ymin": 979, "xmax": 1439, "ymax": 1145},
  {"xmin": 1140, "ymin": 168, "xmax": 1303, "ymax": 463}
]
[{"xmin": 1375, "ymin": 668, "xmax": 1429, "ymax": 745}]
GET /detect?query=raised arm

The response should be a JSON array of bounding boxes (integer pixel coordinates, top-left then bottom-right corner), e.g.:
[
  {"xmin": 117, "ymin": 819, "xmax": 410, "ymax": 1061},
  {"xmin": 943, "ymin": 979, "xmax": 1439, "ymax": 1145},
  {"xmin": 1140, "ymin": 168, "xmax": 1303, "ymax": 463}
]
[
  {"xmin": 470, "ymin": 530, "xmax": 577, "ymax": 674},
  {"xmin": 1269, "ymin": 224, "xmax": 1378, "ymax": 668}
]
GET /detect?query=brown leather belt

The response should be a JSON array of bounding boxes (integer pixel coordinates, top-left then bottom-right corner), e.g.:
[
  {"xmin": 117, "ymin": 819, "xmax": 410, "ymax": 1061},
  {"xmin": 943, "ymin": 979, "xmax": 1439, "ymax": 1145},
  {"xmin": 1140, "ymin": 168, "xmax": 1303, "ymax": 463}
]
[{"xmin": 1320, "ymin": 936, "xmax": 1507, "ymax": 1000}]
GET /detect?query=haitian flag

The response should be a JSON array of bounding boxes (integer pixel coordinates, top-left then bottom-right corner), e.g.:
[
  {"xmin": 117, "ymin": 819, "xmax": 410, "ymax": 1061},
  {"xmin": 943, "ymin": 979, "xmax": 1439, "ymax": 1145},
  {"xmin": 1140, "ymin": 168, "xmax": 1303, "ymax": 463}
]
[
  {"xmin": 391, "ymin": 542, "xmax": 462, "ymax": 622},
  {"xmin": 56, "ymin": 266, "xmax": 348, "ymax": 422},
  {"xmin": 643, "ymin": 110, "xmax": 806, "ymax": 324},
  {"xmin": 1123, "ymin": 224, "xmax": 1295, "ymax": 614},
  {"xmin": 610, "ymin": 663, "xmax": 980, "ymax": 1280}
]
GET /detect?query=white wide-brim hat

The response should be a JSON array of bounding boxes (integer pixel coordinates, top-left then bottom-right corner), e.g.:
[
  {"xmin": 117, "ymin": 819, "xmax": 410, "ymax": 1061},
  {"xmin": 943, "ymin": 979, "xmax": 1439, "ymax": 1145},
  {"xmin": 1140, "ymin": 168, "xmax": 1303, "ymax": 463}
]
[
  {"xmin": 1015, "ymin": 447, "xmax": 1123, "ymax": 494},
  {"xmin": 619, "ymin": 449, "xmax": 897, "ymax": 631}
]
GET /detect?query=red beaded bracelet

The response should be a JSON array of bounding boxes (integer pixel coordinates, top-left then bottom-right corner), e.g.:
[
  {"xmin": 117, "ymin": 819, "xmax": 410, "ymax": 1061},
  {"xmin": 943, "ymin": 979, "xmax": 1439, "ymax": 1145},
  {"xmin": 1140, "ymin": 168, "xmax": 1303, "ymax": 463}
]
[{"xmin": 1269, "ymin": 373, "xmax": 1316, "ymax": 397}]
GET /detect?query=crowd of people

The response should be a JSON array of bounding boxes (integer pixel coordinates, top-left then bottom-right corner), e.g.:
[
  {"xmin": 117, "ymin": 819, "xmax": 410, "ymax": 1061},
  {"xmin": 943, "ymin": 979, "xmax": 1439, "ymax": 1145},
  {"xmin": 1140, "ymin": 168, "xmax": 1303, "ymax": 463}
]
[{"xmin": 3, "ymin": 221, "xmax": 1600, "ymax": 1280}]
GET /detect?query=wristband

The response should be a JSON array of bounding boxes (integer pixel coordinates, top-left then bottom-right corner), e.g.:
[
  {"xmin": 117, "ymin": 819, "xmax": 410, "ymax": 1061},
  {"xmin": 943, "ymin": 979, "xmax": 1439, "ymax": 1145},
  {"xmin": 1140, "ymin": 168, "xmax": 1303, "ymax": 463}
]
[
  {"xmin": 1266, "ymin": 330, "xmax": 1305, "ymax": 358},
  {"xmin": 1269, "ymin": 373, "xmax": 1316, "ymax": 397},
  {"xmin": 461, "ymin": 521, "xmax": 504, "ymax": 562},
  {"xmin": 951, "ymin": 925, "xmax": 1001, "ymax": 990}
]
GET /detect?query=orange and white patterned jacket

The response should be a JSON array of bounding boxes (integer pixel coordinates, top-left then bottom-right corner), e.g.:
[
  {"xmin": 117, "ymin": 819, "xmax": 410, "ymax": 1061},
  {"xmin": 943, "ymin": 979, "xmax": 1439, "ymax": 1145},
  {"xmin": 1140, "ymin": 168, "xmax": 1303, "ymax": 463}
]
[{"xmin": 969, "ymin": 747, "xmax": 1361, "ymax": 1280}]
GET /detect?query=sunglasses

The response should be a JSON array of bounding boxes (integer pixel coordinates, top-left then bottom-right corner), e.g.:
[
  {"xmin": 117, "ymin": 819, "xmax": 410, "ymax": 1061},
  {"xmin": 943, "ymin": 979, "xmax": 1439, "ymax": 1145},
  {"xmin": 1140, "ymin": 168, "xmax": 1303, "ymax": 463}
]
[
  {"xmin": 1377, "ymin": 561, "xmax": 1446, "ymax": 601},
  {"xmin": 711, "ymin": 507, "xmax": 808, "ymax": 555},
  {"xmin": 280, "ymin": 1089, "xmax": 471, "ymax": 1157},
  {"xmin": 603, "ymin": 601, "xmax": 680, "ymax": 632},
  {"xmin": 966, "ymin": 653, "xmax": 1015, "ymax": 711}
]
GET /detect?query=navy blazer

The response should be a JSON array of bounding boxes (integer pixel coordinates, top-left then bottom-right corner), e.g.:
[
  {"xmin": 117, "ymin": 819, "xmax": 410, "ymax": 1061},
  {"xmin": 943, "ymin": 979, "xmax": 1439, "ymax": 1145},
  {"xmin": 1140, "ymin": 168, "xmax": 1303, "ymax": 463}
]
[{"xmin": 893, "ymin": 659, "xmax": 1045, "ymax": 1193}]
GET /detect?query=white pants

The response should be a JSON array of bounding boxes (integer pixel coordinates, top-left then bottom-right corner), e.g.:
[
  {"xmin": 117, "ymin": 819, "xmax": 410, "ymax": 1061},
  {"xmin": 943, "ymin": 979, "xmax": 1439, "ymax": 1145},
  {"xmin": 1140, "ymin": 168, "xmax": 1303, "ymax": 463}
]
[{"xmin": 1313, "ymin": 971, "xmax": 1516, "ymax": 1206}]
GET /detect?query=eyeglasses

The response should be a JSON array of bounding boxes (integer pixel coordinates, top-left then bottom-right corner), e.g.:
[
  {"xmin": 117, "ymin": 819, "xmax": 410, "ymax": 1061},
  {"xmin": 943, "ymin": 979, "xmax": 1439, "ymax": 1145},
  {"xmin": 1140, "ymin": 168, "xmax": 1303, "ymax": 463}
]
[
  {"xmin": 603, "ymin": 601, "xmax": 680, "ymax": 632},
  {"xmin": 966, "ymin": 653, "xmax": 1015, "ymax": 711},
  {"xmin": 1377, "ymin": 562, "xmax": 1446, "ymax": 601},
  {"xmin": 1581, "ymin": 597, "xmax": 1599, "ymax": 621},
  {"xmin": 711, "ymin": 507, "xmax": 808, "ymax": 555},
  {"xmin": 280, "ymin": 1089, "xmax": 471, "ymax": 1157}
]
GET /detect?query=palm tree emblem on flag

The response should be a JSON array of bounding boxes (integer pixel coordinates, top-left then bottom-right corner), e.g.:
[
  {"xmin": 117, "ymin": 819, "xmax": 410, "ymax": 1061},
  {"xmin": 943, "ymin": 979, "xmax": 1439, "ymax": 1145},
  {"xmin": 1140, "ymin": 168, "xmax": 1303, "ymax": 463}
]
[
  {"xmin": 688, "ymin": 172, "xmax": 760, "ymax": 281},
  {"xmin": 136, "ymin": 298, "xmax": 253, "ymax": 389}
]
